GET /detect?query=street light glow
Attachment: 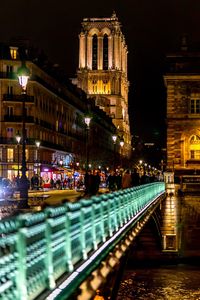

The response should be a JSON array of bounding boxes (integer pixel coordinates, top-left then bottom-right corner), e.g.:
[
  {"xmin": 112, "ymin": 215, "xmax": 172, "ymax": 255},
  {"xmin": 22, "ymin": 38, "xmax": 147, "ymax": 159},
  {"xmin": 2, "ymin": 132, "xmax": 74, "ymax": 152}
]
[
  {"xmin": 112, "ymin": 134, "xmax": 117, "ymax": 144},
  {"xmin": 120, "ymin": 139, "xmax": 124, "ymax": 147},
  {"xmin": 35, "ymin": 140, "xmax": 40, "ymax": 148},
  {"xmin": 16, "ymin": 132, "xmax": 21, "ymax": 144},
  {"xmin": 84, "ymin": 116, "xmax": 92, "ymax": 127},
  {"xmin": 17, "ymin": 62, "xmax": 30, "ymax": 91}
]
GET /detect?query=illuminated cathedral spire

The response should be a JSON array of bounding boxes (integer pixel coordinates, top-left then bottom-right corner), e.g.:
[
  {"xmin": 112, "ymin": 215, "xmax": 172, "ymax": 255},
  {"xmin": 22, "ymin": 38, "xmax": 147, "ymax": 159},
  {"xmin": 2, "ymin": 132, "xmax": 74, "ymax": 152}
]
[{"xmin": 77, "ymin": 14, "xmax": 132, "ymax": 157}]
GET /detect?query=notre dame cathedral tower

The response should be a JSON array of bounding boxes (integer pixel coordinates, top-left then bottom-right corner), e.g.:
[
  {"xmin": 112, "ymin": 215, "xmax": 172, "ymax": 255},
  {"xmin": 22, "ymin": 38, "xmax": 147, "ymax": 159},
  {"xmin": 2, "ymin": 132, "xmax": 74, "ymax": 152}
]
[{"xmin": 76, "ymin": 12, "xmax": 132, "ymax": 157}]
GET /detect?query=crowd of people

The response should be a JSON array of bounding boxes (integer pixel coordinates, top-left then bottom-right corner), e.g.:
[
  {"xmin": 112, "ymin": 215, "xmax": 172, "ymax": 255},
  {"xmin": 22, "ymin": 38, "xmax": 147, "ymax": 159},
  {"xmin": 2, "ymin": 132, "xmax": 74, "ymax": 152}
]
[
  {"xmin": 28, "ymin": 168, "xmax": 163, "ymax": 197},
  {"xmin": 84, "ymin": 168, "xmax": 163, "ymax": 197}
]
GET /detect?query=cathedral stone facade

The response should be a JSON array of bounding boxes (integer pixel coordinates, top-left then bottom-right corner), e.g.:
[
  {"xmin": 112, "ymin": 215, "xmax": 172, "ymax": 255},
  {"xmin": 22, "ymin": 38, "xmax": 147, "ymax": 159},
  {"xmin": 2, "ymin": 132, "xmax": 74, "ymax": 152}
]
[
  {"xmin": 165, "ymin": 41, "xmax": 200, "ymax": 175},
  {"xmin": 76, "ymin": 12, "xmax": 132, "ymax": 157}
]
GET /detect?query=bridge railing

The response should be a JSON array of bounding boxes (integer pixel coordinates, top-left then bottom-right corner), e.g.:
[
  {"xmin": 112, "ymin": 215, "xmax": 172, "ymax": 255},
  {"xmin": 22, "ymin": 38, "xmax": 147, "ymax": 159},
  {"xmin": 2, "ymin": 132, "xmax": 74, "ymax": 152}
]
[{"xmin": 0, "ymin": 182, "xmax": 165, "ymax": 300}]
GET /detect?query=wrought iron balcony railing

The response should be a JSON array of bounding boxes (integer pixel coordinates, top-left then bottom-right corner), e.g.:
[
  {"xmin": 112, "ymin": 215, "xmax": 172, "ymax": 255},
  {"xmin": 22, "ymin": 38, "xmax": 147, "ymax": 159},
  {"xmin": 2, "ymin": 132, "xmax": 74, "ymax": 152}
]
[
  {"xmin": 3, "ymin": 115, "xmax": 34, "ymax": 123},
  {"xmin": 3, "ymin": 94, "xmax": 34, "ymax": 103}
]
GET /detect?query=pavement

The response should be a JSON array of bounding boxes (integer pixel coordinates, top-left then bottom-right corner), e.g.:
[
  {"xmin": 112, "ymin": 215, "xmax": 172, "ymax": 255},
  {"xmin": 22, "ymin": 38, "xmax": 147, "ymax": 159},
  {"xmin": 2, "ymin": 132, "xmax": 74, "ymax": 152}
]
[
  {"xmin": 1, "ymin": 187, "xmax": 108, "ymax": 206},
  {"xmin": 0, "ymin": 187, "xmax": 110, "ymax": 218}
]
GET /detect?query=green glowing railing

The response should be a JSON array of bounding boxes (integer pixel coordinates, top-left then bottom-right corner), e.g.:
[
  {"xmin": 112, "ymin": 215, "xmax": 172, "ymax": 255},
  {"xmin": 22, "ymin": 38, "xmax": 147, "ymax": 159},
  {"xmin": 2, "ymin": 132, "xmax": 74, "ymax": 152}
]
[{"xmin": 0, "ymin": 182, "xmax": 165, "ymax": 300}]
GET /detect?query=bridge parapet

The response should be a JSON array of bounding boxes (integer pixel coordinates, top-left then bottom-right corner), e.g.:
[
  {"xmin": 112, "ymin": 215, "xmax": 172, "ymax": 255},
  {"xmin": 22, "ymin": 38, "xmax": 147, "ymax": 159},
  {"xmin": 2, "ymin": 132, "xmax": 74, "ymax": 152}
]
[{"xmin": 0, "ymin": 182, "xmax": 165, "ymax": 300}]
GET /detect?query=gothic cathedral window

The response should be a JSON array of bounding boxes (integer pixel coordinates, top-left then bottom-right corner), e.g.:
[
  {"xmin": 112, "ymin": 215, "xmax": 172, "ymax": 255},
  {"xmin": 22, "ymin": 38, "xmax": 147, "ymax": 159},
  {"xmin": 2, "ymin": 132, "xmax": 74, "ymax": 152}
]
[
  {"xmin": 92, "ymin": 34, "xmax": 98, "ymax": 70},
  {"xmin": 103, "ymin": 34, "xmax": 108, "ymax": 70}
]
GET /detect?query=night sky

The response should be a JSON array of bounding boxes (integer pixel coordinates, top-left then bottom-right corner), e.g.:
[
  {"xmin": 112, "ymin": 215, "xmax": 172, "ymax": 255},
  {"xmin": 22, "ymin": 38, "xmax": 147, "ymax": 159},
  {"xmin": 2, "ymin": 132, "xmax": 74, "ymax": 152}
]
[{"xmin": 1, "ymin": 0, "xmax": 200, "ymax": 145}]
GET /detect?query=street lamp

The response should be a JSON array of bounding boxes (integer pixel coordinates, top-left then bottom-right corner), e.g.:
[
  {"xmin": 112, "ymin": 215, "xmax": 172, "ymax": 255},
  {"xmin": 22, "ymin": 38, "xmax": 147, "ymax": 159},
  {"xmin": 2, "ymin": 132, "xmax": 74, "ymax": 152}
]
[
  {"xmin": 35, "ymin": 140, "xmax": 41, "ymax": 176},
  {"xmin": 120, "ymin": 137, "xmax": 124, "ymax": 167},
  {"xmin": 84, "ymin": 115, "xmax": 92, "ymax": 171},
  {"xmin": 15, "ymin": 131, "xmax": 21, "ymax": 180},
  {"xmin": 120, "ymin": 138, "xmax": 124, "ymax": 148},
  {"xmin": 112, "ymin": 134, "xmax": 117, "ymax": 171},
  {"xmin": 17, "ymin": 62, "xmax": 30, "ymax": 207}
]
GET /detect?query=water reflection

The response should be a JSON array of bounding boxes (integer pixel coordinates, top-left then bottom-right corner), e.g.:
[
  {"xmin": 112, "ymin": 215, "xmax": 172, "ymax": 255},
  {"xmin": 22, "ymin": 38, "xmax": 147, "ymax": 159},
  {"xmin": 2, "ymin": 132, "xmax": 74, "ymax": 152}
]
[{"xmin": 117, "ymin": 265, "xmax": 200, "ymax": 299}]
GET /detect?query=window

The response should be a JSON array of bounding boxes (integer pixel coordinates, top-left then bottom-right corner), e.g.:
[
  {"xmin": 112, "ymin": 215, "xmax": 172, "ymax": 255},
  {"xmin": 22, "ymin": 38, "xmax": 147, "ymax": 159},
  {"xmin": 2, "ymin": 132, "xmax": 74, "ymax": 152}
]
[
  {"xmin": 103, "ymin": 34, "xmax": 108, "ymax": 70},
  {"xmin": 7, "ymin": 127, "xmax": 13, "ymax": 138},
  {"xmin": 7, "ymin": 106, "xmax": 13, "ymax": 116},
  {"xmin": 190, "ymin": 150, "xmax": 200, "ymax": 159},
  {"xmin": 6, "ymin": 65, "xmax": 13, "ymax": 73},
  {"xmin": 92, "ymin": 80, "xmax": 97, "ymax": 93},
  {"xmin": 92, "ymin": 34, "xmax": 98, "ymax": 70},
  {"xmin": 9, "ymin": 47, "xmax": 18, "ymax": 59},
  {"xmin": 190, "ymin": 99, "xmax": 200, "ymax": 113},
  {"xmin": 7, "ymin": 86, "xmax": 13, "ymax": 95},
  {"xmin": 190, "ymin": 135, "xmax": 200, "ymax": 143},
  {"xmin": 7, "ymin": 148, "xmax": 14, "ymax": 162},
  {"xmin": 25, "ymin": 149, "xmax": 29, "ymax": 161},
  {"xmin": 56, "ymin": 120, "xmax": 58, "ymax": 131},
  {"xmin": 190, "ymin": 135, "xmax": 200, "ymax": 159},
  {"xmin": 103, "ymin": 79, "xmax": 108, "ymax": 94},
  {"xmin": 0, "ymin": 148, "xmax": 2, "ymax": 162}
]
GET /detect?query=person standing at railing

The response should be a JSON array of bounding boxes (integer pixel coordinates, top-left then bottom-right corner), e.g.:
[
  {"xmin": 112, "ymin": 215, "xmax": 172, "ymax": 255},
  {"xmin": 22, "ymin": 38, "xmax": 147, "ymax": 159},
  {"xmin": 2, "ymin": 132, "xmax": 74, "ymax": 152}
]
[
  {"xmin": 115, "ymin": 171, "xmax": 122, "ymax": 190},
  {"xmin": 131, "ymin": 168, "xmax": 140, "ymax": 186},
  {"xmin": 140, "ymin": 172, "xmax": 150, "ymax": 185},
  {"xmin": 84, "ymin": 170, "xmax": 93, "ymax": 196},
  {"xmin": 92, "ymin": 170, "xmax": 101, "ymax": 195},
  {"xmin": 107, "ymin": 171, "xmax": 117, "ymax": 192},
  {"xmin": 122, "ymin": 169, "xmax": 132, "ymax": 189}
]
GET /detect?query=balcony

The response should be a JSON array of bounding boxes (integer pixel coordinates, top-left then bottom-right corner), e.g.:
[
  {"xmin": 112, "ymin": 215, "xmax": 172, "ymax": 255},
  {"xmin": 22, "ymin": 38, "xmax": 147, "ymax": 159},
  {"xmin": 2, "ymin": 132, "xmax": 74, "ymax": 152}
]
[
  {"xmin": 3, "ymin": 115, "xmax": 34, "ymax": 123},
  {"xmin": 3, "ymin": 94, "xmax": 34, "ymax": 103},
  {"xmin": 0, "ymin": 137, "xmax": 16, "ymax": 144},
  {"xmin": 0, "ymin": 71, "xmax": 16, "ymax": 79}
]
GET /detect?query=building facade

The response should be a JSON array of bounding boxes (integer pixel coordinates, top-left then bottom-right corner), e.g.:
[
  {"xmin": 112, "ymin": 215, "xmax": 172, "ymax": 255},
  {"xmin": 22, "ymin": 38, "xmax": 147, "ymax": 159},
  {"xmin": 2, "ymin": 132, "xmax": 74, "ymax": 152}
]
[
  {"xmin": 0, "ymin": 43, "xmax": 116, "ymax": 183},
  {"xmin": 76, "ymin": 12, "xmax": 132, "ymax": 157},
  {"xmin": 165, "ymin": 41, "xmax": 200, "ymax": 175}
]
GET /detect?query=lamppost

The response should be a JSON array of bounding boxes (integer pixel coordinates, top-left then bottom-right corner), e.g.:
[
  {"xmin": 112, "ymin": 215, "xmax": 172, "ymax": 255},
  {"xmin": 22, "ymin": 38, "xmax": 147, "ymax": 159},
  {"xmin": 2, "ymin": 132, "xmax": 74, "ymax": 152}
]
[
  {"xmin": 15, "ymin": 131, "xmax": 21, "ymax": 180},
  {"xmin": 17, "ymin": 62, "xmax": 30, "ymax": 207},
  {"xmin": 112, "ymin": 134, "xmax": 117, "ymax": 171},
  {"xmin": 35, "ymin": 140, "xmax": 40, "ymax": 176},
  {"xmin": 120, "ymin": 137, "xmax": 124, "ymax": 168},
  {"xmin": 84, "ymin": 116, "xmax": 92, "ymax": 171}
]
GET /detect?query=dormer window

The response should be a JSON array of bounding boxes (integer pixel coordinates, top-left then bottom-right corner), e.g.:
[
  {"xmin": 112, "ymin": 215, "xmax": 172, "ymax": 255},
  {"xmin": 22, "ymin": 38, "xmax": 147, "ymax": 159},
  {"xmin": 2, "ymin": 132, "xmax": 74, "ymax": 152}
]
[{"xmin": 10, "ymin": 47, "xmax": 18, "ymax": 60}]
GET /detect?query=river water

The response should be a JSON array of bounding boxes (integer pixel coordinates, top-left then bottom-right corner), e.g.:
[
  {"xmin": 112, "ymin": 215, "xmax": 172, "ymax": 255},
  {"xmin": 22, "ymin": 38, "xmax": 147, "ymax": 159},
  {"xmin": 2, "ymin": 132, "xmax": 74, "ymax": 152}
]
[{"xmin": 116, "ymin": 264, "xmax": 200, "ymax": 300}]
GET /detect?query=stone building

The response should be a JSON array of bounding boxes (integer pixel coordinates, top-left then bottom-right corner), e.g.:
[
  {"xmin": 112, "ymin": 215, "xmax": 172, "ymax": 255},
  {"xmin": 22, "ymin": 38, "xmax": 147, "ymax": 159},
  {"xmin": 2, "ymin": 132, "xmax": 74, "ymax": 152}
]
[
  {"xmin": 0, "ymin": 43, "xmax": 116, "ymax": 182},
  {"xmin": 75, "ymin": 12, "xmax": 132, "ymax": 158},
  {"xmin": 165, "ymin": 39, "xmax": 200, "ymax": 175}
]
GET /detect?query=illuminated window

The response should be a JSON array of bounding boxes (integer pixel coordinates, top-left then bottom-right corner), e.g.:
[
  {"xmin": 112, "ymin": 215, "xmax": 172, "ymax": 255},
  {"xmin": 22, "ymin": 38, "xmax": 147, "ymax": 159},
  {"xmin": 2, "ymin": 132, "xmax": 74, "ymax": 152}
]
[
  {"xmin": 190, "ymin": 99, "xmax": 200, "ymax": 113},
  {"xmin": 103, "ymin": 34, "xmax": 108, "ymax": 70},
  {"xmin": 25, "ymin": 149, "xmax": 29, "ymax": 160},
  {"xmin": 9, "ymin": 47, "xmax": 18, "ymax": 59},
  {"xmin": 92, "ymin": 80, "xmax": 97, "ymax": 93},
  {"xmin": 190, "ymin": 150, "xmax": 200, "ymax": 159},
  {"xmin": 0, "ymin": 148, "xmax": 2, "ymax": 162},
  {"xmin": 93, "ymin": 85, "xmax": 97, "ymax": 93},
  {"xmin": 92, "ymin": 34, "xmax": 98, "ymax": 70},
  {"xmin": 190, "ymin": 135, "xmax": 200, "ymax": 159},
  {"xmin": 7, "ymin": 148, "xmax": 14, "ymax": 162},
  {"xmin": 103, "ymin": 80, "xmax": 108, "ymax": 94}
]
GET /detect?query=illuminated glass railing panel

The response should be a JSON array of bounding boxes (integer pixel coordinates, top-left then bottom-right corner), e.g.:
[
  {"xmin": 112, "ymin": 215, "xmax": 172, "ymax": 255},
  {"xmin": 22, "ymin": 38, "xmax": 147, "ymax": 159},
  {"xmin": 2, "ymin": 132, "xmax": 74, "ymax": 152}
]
[{"xmin": 0, "ymin": 182, "xmax": 165, "ymax": 300}]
